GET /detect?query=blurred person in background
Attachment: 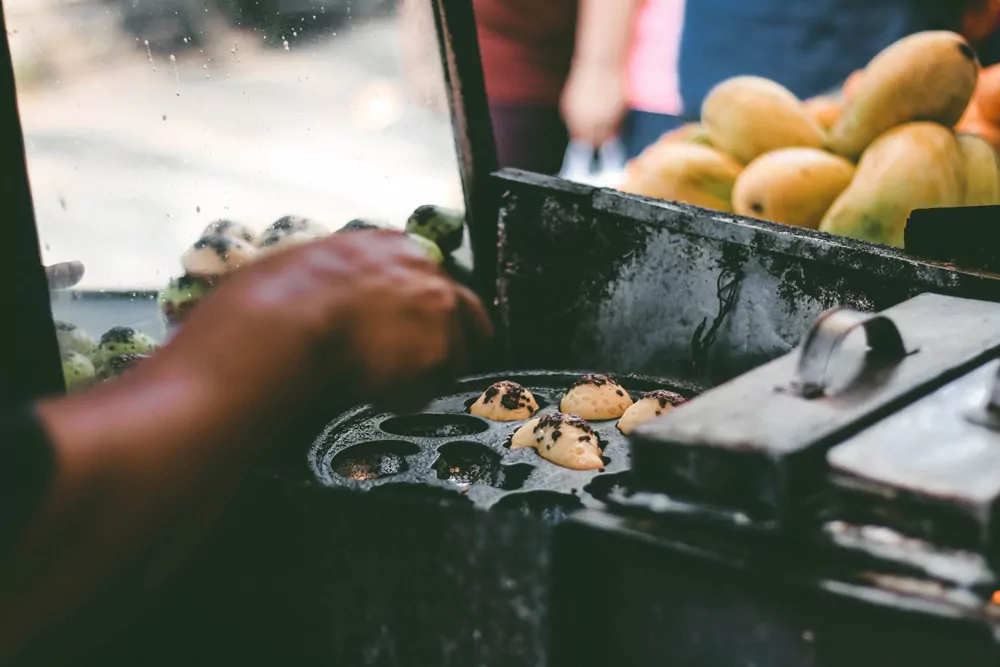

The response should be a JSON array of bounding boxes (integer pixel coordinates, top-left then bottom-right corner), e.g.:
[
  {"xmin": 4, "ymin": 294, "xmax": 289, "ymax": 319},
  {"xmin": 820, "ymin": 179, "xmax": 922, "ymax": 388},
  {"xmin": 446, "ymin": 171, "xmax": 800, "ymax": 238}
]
[
  {"xmin": 474, "ymin": 0, "xmax": 640, "ymax": 173},
  {"xmin": 678, "ymin": 0, "xmax": 1000, "ymax": 128},
  {"xmin": 618, "ymin": 0, "xmax": 686, "ymax": 159}
]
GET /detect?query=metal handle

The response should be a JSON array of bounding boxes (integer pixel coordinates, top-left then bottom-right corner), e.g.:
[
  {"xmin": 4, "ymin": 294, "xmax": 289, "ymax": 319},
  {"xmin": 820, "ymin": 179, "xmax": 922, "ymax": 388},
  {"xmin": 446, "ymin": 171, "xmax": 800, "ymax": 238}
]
[
  {"xmin": 964, "ymin": 364, "xmax": 1000, "ymax": 431},
  {"xmin": 982, "ymin": 364, "xmax": 1000, "ymax": 418},
  {"xmin": 790, "ymin": 308, "xmax": 910, "ymax": 399}
]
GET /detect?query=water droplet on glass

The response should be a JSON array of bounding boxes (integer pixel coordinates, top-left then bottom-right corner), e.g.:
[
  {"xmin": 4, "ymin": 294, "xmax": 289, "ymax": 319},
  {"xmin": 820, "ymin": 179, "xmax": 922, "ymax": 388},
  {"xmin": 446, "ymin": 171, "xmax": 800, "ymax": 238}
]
[
  {"xmin": 283, "ymin": 40, "xmax": 290, "ymax": 51},
  {"xmin": 162, "ymin": 114, "xmax": 167, "ymax": 121},
  {"xmin": 144, "ymin": 40, "xmax": 156, "ymax": 71}
]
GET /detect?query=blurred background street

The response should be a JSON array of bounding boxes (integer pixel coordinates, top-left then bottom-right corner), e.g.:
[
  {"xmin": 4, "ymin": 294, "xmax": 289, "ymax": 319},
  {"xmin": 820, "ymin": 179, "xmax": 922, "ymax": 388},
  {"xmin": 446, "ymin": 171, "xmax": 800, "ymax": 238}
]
[{"xmin": 5, "ymin": 0, "xmax": 464, "ymax": 289}]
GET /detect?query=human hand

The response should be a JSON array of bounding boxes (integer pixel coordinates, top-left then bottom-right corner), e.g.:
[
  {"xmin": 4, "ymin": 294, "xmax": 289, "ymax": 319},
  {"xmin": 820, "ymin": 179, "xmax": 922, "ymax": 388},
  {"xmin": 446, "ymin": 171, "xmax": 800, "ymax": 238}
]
[
  {"xmin": 155, "ymin": 230, "xmax": 493, "ymax": 428},
  {"xmin": 560, "ymin": 60, "xmax": 628, "ymax": 148}
]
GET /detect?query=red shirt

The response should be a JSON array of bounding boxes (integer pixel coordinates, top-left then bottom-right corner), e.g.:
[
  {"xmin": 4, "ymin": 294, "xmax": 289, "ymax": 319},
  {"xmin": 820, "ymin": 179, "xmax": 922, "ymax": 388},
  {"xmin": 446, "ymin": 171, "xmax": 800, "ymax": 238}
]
[{"xmin": 474, "ymin": 0, "xmax": 578, "ymax": 106}]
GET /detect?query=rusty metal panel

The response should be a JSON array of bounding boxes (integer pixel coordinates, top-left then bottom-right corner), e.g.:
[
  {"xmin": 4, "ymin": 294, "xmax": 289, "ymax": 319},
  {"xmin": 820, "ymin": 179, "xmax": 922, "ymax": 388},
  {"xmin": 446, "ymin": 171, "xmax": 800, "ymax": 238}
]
[
  {"xmin": 494, "ymin": 170, "xmax": 1000, "ymax": 387},
  {"xmin": 627, "ymin": 294, "xmax": 1000, "ymax": 527}
]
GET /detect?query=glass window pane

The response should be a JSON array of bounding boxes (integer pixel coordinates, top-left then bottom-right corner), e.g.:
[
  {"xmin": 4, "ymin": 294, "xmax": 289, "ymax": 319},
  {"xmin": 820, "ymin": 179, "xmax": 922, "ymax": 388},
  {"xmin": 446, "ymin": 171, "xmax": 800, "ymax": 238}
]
[{"xmin": 6, "ymin": 0, "xmax": 464, "ymax": 387}]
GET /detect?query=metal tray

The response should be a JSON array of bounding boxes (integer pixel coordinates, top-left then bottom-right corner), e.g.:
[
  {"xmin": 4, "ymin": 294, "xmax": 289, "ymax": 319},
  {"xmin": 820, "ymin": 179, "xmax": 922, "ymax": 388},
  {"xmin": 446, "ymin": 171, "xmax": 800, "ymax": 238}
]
[{"xmin": 307, "ymin": 370, "xmax": 704, "ymax": 518}]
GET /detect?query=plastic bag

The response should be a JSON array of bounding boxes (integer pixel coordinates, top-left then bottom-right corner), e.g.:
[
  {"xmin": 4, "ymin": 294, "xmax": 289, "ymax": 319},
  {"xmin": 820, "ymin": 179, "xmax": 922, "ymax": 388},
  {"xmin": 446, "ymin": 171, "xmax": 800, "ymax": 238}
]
[{"xmin": 558, "ymin": 139, "xmax": 626, "ymax": 188}]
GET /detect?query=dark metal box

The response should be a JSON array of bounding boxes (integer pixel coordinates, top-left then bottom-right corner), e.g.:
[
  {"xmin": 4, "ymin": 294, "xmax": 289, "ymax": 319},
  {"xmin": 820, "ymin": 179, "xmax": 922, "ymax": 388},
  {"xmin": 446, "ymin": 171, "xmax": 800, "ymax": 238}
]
[{"xmin": 627, "ymin": 293, "xmax": 1000, "ymax": 528}]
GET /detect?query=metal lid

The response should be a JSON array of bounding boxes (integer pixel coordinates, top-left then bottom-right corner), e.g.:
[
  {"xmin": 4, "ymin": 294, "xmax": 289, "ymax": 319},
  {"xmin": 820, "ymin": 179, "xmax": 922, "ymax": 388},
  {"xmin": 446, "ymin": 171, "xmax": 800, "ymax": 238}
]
[
  {"xmin": 827, "ymin": 359, "xmax": 1000, "ymax": 558},
  {"xmin": 629, "ymin": 293, "xmax": 1000, "ymax": 527}
]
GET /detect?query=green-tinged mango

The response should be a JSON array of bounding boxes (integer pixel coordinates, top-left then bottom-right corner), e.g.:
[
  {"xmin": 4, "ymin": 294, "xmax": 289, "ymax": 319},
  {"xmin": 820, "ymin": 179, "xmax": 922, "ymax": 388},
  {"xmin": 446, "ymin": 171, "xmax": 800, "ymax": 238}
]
[
  {"xmin": 828, "ymin": 31, "xmax": 979, "ymax": 160},
  {"xmin": 733, "ymin": 148, "xmax": 855, "ymax": 229},
  {"xmin": 701, "ymin": 76, "xmax": 825, "ymax": 164},
  {"xmin": 819, "ymin": 122, "xmax": 963, "ymax": 247},
  {"xmin": 956, "ymin": 132, "xmax": 1000, "ymax": 206},
  {"xmin": 619, "ymin": 143, "xmax": 743, "ymax": 212}
]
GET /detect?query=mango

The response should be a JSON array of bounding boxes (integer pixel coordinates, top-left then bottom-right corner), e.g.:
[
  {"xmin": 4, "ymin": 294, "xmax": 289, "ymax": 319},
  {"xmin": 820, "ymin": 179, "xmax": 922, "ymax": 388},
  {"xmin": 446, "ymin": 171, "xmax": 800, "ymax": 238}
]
[
  {"xmin": 957, "ymin": 132, "xmax": 1000, "ymax": 206},
  {"xmin": 828, "ymin": 31, "xmax": 979, "ymax": 160},
  {"xmin": 656, "ymin": 122, "xmax": 714, "ymax": 147},
  {"xmin": 819, "ymin": 122, "xmax": 963, "ymax": 247},
  {"xmin": 733, "ymin": 148, "xmax": 855, "ymax": 229},
  {"xmin": 805, "ymin": 97, "xmax": 845, "ymax": 130},
  {"xmin": 619, "ymin": 142, "xmax": 743, "ymax": 212},
  {"xmin": 701, "ymin": 76, "xmax": 825, "ymax": 164}
]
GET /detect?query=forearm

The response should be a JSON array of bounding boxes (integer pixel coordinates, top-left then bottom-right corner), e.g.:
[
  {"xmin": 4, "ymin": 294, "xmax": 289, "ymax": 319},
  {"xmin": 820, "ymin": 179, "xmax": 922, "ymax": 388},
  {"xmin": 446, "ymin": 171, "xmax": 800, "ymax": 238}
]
[
  {"xmin": 572, "ymin": 0, "xmax": 641, "ymax": 68},
  {"xmin": 0, "ymin": 363, "xmax": 266, "ymax": 663}
]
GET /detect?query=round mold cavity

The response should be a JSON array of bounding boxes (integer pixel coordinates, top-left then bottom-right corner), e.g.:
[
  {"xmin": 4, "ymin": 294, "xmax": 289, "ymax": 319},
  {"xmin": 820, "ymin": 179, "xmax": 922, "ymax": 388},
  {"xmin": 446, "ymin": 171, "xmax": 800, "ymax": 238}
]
[
  {"xmin": 433, "ymin": 441, "xmax": 500, "ymax": 486},
  {"xmin": 380, "ymin": 413, "xmax": 489, "ymax": 438},
  {"xmin": 330, "ymin": 440, "xmax": 421, "ymax": 481},
  {"xmin": 490, "ymin": 491, "xmax": 585, "ymax": 524},
  {"xmin": 433, "ymin": 442, "xmax": 535, "ymax": 491},
  {"xmin": 584, "ymin": 471, "xmax": 631, "ymax": 504}
]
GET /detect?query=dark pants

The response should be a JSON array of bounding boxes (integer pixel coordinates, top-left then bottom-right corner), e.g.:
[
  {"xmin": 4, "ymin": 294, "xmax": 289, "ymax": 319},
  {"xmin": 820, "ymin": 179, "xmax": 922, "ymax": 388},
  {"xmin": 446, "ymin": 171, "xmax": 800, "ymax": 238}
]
[
  {"xmin": 489, "ymin": 103, "xmax": 569, "ymax": 175},
  {"xmin": 620, "ymin": 109, "xmax": 686, "ymax": 160}
]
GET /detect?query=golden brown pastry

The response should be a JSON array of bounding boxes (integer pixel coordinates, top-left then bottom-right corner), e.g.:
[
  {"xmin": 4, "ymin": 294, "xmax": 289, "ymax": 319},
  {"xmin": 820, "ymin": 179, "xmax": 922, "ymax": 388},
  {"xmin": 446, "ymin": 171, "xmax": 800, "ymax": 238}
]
[
  {"xmin": 560, "ymin": 374, "xmax": 633, "ymax": 421},
  {"xmin": 510, "ymin": 413, "xmax": 603, "ymax": 470},
  {"xmin": 470, "ymin": 381, "xmax": 539, "ymax": 421},
  {"xmin": 617, "ymin": 389, "xmax": 686, "ymax": 435}
]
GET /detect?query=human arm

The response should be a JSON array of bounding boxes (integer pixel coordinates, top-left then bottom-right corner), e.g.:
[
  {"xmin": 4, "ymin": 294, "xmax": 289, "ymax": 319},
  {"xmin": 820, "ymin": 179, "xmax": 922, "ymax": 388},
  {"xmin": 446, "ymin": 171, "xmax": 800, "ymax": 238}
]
[
  {"xmin": 0, "ymin": 231, "xmax": 492, "ymax": 664},
  {"xmin": 560, "ymin": 0, "xmax": 642, "ymax": 147}
]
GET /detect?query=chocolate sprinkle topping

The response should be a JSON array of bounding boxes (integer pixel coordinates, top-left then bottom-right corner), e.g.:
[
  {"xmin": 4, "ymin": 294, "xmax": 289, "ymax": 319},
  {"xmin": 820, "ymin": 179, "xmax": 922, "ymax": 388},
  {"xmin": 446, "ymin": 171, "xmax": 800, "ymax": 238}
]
[
  {"xmin": 643, "ymin": 389, "xmax": 687, "ymax": 409},
  {"xmin": 410, "ymin": 205, "xmax": 437, "ymax": 226},
  {"xmin": 259, "ymin": 232, "xmax": 283, "ymax": 247},
  {"xmin": 193, "ymin": 235, "xmax": 235, "ymax": 257},
  {"xmin": 537, "ymin": 413, "xmax": 595, "ymax": 434},
  {"xmin": 203, "ymin": 220, "xmax": 252, "ymax": 241},
  {"xmin": 568, "ymin": 373, "xmax": 618, "ymax": 390},
  {"xmin": 269, "ymin": 215, "xmax": 310, "ymax": 232},
  {"xmin": 340, "ymin": 219, "xmax": 379, "ymax": 233},
  {"xmin": 480, "ymin": 381, "xmax": 533, "ymax": 412},
  {"xmin": 97, "ymin": 353, "xmax": 149, "ymax": 380},
  {"xmin": 100, "ymin": 326, "xmax": 137, "ymax": 345}
]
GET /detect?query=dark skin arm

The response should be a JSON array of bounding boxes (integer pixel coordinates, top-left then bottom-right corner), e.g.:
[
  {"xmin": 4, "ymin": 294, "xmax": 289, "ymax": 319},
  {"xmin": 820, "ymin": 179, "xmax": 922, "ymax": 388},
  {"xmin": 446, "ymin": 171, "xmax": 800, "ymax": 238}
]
[{"xmin": 0, "ymin": 231, "xmax": 492, "ymax": 664}]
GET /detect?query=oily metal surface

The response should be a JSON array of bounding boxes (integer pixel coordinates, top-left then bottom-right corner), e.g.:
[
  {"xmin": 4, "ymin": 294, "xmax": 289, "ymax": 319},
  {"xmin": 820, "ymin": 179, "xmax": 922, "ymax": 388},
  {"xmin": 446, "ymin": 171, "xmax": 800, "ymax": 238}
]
[{"xmin": 308, "ymin": 370, "xmax": 703, "ymax": 516}]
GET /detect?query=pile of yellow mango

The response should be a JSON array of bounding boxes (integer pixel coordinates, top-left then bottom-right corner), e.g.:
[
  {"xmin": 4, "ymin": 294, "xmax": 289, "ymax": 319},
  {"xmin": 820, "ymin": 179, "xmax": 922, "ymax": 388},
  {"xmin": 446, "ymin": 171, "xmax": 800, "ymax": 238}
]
[{"xmin": 620, "ymin": 31, "xmax": 997, "ymax": 249}]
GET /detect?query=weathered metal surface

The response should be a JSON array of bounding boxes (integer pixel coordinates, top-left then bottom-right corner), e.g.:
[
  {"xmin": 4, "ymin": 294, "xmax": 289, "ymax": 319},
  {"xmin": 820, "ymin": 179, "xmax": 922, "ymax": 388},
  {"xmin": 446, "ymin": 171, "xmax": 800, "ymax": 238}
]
[
  {"xmin": 628, "ymin": 294, "xmax": 1000, "ymax": 527},
  {"xmin": 308, "ymin": 370, "xmax": 704, "ymax": 512},
  {"xmin": 827, "ymin": 360, "xmax": 1000, "ymax": 557},
  {"xmin": 549, "ymin": 511, "xmax": 1000, "ymax": 667},
  {"xmin": 494, "ymin": 170, "xmax": 1000, "ymax": 386}
]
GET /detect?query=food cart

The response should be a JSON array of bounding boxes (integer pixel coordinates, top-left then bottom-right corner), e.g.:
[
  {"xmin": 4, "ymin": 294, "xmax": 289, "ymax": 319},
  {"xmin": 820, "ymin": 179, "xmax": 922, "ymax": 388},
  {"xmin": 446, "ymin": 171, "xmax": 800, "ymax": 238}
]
[{"xmin": 5, "ymin": 1, "xmax": 1000, "ymax": 665}]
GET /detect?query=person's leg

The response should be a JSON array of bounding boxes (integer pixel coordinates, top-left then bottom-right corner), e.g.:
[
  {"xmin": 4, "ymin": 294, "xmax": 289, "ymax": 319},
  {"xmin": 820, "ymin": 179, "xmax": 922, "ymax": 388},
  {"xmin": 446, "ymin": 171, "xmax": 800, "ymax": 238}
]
[
  {"xmin": 620, "ymin": 109, "xmax": 686, "ymax": 160},
  {"xmin": 489, "ymin": 103, "xmax": 570, "ymax": 174}
]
